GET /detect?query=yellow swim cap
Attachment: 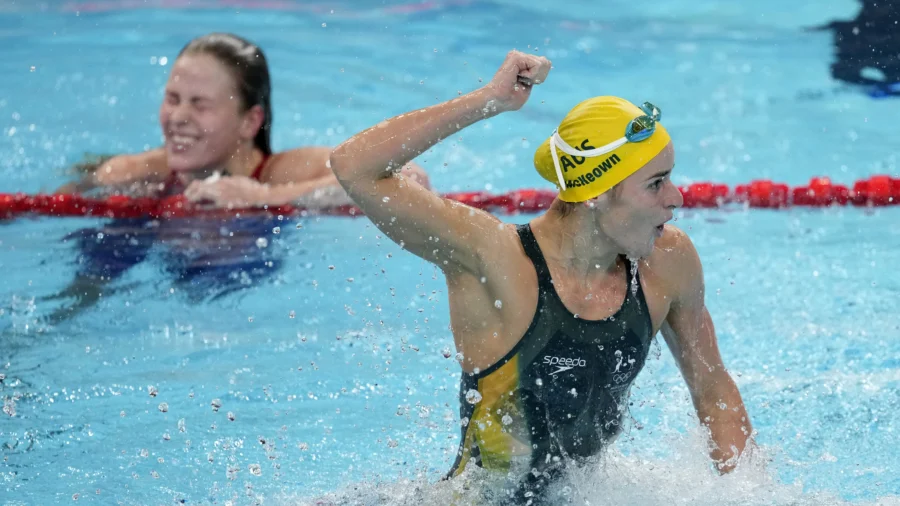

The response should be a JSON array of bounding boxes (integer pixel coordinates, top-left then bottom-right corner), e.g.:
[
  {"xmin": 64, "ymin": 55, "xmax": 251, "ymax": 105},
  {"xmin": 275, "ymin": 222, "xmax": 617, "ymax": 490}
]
[{"xmin": 533, "ymin": 96, "xmax": 671, "ymax": 203}]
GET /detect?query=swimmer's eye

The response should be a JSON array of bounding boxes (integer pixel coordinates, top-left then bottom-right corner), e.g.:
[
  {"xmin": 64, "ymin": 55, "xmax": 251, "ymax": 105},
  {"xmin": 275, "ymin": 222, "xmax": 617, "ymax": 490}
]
[
  {"xmin": 649, "ymin": 179, "xmax": 665, "ymax": 191},
  {"xmin": 191, "ymin": 98, "xmax": 213, "ymax": 111}
]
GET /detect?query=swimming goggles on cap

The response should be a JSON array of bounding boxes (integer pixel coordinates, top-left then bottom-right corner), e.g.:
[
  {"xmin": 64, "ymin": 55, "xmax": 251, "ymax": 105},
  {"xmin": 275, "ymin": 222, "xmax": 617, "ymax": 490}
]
[{"xmin": 550, "ymin": 102, "xmax": 661, "ymax": 190}]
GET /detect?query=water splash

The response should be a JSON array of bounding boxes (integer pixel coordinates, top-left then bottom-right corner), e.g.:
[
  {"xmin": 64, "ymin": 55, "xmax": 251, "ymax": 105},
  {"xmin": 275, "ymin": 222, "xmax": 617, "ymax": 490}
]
[{"xmin": 285, "ymin": 430, "xmax": 900, "ymax": 506}]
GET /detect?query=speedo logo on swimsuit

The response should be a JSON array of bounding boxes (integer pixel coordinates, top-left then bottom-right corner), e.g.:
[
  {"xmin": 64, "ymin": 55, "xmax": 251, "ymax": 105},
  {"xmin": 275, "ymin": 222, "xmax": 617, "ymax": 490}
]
[{"xmin": 543, "ymin": 355, "xmax": 587, "ymax": 376}]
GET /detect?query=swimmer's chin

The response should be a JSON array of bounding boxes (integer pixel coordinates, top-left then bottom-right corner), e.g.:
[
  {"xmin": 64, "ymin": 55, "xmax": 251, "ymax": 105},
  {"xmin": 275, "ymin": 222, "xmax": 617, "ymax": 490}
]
[{"xmin": 165, "ymin": 148, "xmax": 201, "ymax": 173}]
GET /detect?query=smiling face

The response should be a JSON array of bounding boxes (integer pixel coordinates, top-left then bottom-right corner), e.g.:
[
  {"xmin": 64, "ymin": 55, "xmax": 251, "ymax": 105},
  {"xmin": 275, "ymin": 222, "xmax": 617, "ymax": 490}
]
[
  {"xmin": 158, "ymin": 53, "xmax": 263, "ymax": 173},
  {"xmin": 592, "ymin": 142, "xmax": 682, "ymax": 258}
]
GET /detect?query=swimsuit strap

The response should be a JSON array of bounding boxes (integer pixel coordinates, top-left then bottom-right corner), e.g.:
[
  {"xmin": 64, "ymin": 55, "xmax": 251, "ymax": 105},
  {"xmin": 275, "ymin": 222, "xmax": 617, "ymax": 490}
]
[{"xmin": 248, "ymin": 153, "xmax": 270, "ymax": 181}]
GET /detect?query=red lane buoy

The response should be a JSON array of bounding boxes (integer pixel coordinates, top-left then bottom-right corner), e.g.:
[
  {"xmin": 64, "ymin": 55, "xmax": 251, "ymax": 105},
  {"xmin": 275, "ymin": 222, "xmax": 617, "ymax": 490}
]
[{"xmin": 0, "ymin": 175, "xmax": 897, "ymax": 220}]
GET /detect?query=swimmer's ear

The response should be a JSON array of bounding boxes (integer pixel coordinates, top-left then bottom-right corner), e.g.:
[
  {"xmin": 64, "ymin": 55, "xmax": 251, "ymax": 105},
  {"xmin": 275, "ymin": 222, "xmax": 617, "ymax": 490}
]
[
  {"xmin": 239, "ymin": 104, "xmax": 266, "ymax": 141},
  {"xmin": 583, "ymin": 192, "xmax": 611, "ymax": 210}
]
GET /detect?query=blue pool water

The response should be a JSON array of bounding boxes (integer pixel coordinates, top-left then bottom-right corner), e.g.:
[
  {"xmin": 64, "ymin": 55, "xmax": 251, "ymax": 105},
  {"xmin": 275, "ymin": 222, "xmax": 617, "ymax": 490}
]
[{"xmin": 2, "ymin": 0, "xmax": 899, "ymax": 504}]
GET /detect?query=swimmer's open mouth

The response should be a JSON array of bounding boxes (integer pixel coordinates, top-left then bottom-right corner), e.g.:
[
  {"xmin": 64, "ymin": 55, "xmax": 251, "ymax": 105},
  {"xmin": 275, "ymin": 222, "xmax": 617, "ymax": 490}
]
[{"xmin": 168, "ymin": 134, "xmax": 197, "ymax": 146}]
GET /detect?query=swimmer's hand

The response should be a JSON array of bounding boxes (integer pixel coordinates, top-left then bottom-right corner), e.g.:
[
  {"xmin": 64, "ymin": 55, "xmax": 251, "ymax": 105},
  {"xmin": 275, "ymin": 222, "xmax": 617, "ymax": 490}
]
[
  {"xmin": 184, "ymin": 175, "xmax": 270, "ymax": 209},
  {"xmin": 485, "ymin": 50, "xmax": 552, "ymax": 113}
]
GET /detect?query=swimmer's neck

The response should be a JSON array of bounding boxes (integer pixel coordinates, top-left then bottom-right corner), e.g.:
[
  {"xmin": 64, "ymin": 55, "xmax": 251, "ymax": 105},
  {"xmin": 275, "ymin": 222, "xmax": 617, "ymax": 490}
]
[
  {"xmin": 531, "ymin": 207, "xmax": 623, "ymax": 279},
  {"xmin": 171, "ymin": 145, "xmax": 264, "ymax": 182}
]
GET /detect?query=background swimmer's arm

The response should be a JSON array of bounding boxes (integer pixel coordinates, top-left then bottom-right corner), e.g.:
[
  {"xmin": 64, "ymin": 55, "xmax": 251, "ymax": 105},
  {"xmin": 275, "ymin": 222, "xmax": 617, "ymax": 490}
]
[
  {"xmin": 183, "ymin": 148, "xmax": 431, "ymax": 208},
  {"xmin": 262, "ymin": 146, "xmax": 432, "ymax": 207},
  {"xmin": 56, "ymin": 149, "xmax": 167, "ymax": 194},
  {"xmin": 330, "ymin": 50, "xmax": 551, "ymax": 273},
  {"xmin": 659, "ymin": 231, "xmax": 754, "ymax": 474}
]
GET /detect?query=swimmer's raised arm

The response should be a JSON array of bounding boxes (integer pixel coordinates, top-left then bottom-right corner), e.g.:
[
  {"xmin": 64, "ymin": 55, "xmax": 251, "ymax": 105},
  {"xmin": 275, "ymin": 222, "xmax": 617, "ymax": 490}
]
[{"xmin": 330, "ymin": 50, "xmax": 551, "ymax": 273}]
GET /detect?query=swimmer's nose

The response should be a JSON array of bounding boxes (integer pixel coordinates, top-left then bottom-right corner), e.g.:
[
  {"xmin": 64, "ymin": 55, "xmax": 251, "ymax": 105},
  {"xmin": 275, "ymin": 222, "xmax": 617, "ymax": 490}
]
[
  {"xmin": 665, "ymin": 179, "xmax": 684, "ymax": 209},
  {"xmin": 168, "ymin": 103, "xmax": 191, "ymax": 124}
]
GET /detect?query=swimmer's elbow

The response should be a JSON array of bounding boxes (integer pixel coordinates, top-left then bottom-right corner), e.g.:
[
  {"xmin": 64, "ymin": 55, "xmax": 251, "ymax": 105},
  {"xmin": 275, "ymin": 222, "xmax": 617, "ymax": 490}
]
[
  {"xmin": 328, "ymin": 147, "xmax": 362, "ymax": 184},
  {"xmin": 330, "ymin": 145, "xmax": 405, "ymax": 185}
]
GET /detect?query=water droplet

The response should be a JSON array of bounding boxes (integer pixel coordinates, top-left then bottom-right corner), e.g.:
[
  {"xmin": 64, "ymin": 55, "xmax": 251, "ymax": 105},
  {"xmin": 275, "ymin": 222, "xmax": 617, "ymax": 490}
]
[
  {"xmin": 465, "ymin": 389, "xmax": 483, "ymax": 404},
  {"xmin": 157, "ymin": 402, "xmax": 168, "ymax": 413},
  {"xmin": 255, "ymin": 237, "xmax": 268, "ymax": 248},
  {"xmin": 148, "ymin": 385, "xmax": 158, "ymax": 397},
  {"xmin": 328, "ymin": 265, "xmax": 335, "ymax": 270},
  {"xmin": 535, "ymin": 378, "xmax": 543, "ymax": 387},
  {"xmin": 140, "ymin": 448, "xmax": 149, "ymax": 458},
  {"xmin": 150, "ymin": 470, "xmax": 159, "ymax": 479},
  {"xmin": 178, "ymin": 418, "xmax": 186, "ymax": 432},
  {"xmin": 441, "ymin": 348, "xmax": 452, "ymax": 358},
  {"xmin": 321, "ymin": 22, "xmax": 327, "ymax": 27},
  {"xmin": 494, "ymin": 299, "xmax": 502, "ymax": 309},
  {"xmin": 501, "ymin": 414, "xmax": 513, "ymax": 425},
  {"xmin": 387, "ymin": 438, "xmax": 399, "ymax": 448},
  {"xmin": 211, "ymin": 399, "xmax": 222, "ymax": 412},
  {"xmin": 289, "ymin": 310, "xmax": 296, "ymax": 319},
  {"xmin": 249, "ymin": 464, "xmax": 262, "ymax": 476},
  {"xmin": 227, "ymin": 412, "xmax": 236, "ymax": 421},
  {"xmin": 272, "ymin": 226, "xmax": 281, "ymax": 234},
  {"xmin": 382, "ymin": 196, "xmax": 391, "ymax": 202},
  {"xmin": 460, "ymin": 416, "xmax": 469, "ymax": 427},
  {"xmin": 298, "ymin": 442, "xmax": 309, "ymax": 450},
  {"xmin": 3, "ymin": 397, "xmax": 16, "ymax": 417},
  {"xmin": 162, "ymin": 432, "xmax": 171, "ymax": 441}
]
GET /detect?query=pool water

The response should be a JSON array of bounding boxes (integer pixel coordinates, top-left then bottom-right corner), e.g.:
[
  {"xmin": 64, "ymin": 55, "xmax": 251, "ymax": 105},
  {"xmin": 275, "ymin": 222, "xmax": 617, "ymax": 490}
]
[{"xmin": 2, "ymin": 1, "xmax": 899, "ymax": 505}]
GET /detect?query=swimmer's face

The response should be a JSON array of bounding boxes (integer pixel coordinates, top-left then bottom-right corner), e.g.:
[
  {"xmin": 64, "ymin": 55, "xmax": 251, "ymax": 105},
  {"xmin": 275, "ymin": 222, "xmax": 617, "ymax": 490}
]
[
  {"xmin": 159, "ymin": 53, "xmax": 264, "ymax": 173},
  {"xmin": 592, "ymin": 142, "xmax": 681, "ymax": 258}
]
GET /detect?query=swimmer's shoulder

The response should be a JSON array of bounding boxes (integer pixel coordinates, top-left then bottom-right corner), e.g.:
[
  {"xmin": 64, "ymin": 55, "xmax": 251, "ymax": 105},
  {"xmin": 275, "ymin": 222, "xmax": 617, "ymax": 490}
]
[
  {"xmin": 643, "ymin": 224, "xmax": 704, "ymax": 297},
  {"xmin": 446, "ymin": 220, "xmax": 525, "ymax": 279},
  {"xmin": 264, "ymin": 147, "xmax": 333, "ymax": 184},
  {"xmin": 94, "ymin": 148, "xmax": 168, "ymax": 186}
]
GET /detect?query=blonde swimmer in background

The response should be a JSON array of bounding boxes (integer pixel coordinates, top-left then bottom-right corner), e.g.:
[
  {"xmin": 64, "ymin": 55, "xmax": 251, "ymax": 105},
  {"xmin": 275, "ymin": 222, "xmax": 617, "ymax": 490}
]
[{"xmin": 329, "ymin": 50, "xmax": 754, "ymax": 504}]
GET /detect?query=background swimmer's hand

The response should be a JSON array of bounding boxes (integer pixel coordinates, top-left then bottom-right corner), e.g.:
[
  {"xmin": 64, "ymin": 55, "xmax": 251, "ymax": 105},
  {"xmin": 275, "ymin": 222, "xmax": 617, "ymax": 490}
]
[
  {"xmin": 184, "ymin": 176, "xmax": 270, "ymax": 209},
  {"xmin": 486, "ymin": 50, "xmax": 552, "ymax": 112}
]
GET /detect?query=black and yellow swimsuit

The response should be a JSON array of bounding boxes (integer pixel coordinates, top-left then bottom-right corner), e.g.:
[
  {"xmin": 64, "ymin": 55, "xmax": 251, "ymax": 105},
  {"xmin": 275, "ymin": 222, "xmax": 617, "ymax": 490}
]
[{"xmin": 446, "ymin": 223, "xmax": 654, "ymax": 503}]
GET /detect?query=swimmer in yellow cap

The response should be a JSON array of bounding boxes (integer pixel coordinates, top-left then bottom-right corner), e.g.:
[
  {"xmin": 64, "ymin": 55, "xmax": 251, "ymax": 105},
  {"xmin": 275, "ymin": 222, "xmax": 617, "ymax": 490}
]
[{"xmin": 331, "ymin": 50, "xmax": 754, "ymax": 503}]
